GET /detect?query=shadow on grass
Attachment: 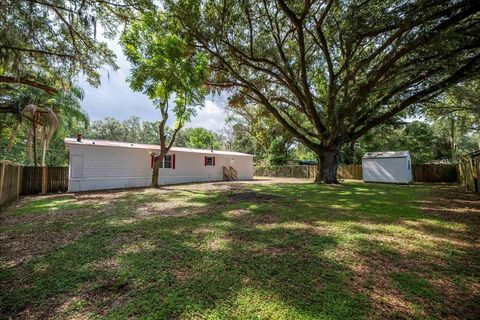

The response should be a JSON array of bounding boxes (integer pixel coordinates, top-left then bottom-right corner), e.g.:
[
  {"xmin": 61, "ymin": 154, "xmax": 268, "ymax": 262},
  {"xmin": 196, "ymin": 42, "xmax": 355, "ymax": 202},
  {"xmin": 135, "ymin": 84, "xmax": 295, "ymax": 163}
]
[{"xmin": 0, "ymin": 181, "xmax": 478, "ymax": 319}]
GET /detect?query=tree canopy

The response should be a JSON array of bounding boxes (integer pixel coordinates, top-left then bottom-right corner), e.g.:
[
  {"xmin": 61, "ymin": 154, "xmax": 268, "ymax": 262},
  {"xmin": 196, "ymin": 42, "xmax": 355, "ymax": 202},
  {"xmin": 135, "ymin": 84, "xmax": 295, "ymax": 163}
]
[
  {"xmin": 0, "ymin": 0, "xmax": 152, "ymax": 95},
  {"xmin": 0, "ymin": 86, "xmax": 88, "ymax": 165},
  {"xmin": 121, "ymin": 11, "xmax": 209, "ymax": 186},
  {"xmin": 162, "ymin": 0, "xmax": 480, "ymax": 182}
]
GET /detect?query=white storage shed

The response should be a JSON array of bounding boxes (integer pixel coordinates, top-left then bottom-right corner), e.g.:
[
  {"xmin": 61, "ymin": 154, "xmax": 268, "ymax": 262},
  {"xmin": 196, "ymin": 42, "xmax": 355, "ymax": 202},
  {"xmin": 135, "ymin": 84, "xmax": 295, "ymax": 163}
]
[
  {"xmin": 362, "ymin": 151, "xmax": 413, "ymax": 184},
  {"xmin": 65, "ymin": 137, "xmax": 254, "ymax": 192}
]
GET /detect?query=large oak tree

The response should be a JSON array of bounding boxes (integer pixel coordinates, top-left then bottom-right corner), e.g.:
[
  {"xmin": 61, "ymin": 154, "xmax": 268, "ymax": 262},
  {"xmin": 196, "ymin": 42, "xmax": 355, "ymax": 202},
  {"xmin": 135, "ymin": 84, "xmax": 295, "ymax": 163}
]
[{"xmin": 165, "ymin": 0, "xmax": 480, "ymax": 183}]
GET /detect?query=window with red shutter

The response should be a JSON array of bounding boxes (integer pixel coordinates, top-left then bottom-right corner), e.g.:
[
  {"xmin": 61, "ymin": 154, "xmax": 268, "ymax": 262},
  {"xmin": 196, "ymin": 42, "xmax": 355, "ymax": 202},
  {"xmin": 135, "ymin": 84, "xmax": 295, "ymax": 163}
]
[
  {"xmin": 205, "ymin": 156, "xmax": 214, "ymax": 166},
  {"xmin": 173, "ymin": 154, "xmax": 176, "ymax": 169}
]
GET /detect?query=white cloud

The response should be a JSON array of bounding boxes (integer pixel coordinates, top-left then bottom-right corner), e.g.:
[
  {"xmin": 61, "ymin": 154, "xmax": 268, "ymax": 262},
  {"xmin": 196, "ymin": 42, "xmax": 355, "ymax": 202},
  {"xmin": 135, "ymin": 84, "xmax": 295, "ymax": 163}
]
[
  {"xmin": 78, "ymin": 38, "xmax": 228, "ymax": 131},
  {"xmin": 187, "ymin": 98, "xmax": 227, "ymax": 132}
]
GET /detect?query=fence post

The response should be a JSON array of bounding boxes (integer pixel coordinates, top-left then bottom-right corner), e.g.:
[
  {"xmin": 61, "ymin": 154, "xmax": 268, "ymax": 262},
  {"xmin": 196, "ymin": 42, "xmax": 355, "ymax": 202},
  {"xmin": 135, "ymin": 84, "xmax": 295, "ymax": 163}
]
[
  {"xmin": 17, "ymin": 165, "xmax": 21, "ymax": 198},
  {"xmin": 41, "ymin": 166, "xmax": 48, "ymax": 194},
  {"xmin": 0, "ymin": 162, "xmax": 5, "ymax": 204}
]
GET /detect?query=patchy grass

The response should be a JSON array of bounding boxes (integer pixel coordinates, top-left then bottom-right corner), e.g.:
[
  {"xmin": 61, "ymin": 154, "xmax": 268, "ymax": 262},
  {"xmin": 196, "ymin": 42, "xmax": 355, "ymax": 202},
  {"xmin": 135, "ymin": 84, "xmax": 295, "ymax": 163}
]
[
  {"xmin": 390, "ymin": 272, "xmax": 440, "ymax": 301},
  {"xmin": 0, "ymin": 179, "xmax": 479, "ymax": 319}
]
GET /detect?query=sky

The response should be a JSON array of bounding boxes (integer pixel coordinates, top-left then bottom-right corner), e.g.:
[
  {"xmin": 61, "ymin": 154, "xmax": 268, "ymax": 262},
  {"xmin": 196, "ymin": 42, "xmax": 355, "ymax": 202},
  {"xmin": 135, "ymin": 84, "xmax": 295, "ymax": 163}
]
[{"xmin": 78, "ymin": 39, "xmax": 228, "ymax": 132}]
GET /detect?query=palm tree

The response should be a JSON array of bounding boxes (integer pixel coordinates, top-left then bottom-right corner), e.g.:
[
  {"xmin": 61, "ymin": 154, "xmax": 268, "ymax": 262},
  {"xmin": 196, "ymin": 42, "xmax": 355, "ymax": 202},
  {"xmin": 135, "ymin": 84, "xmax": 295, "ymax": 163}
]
[{"xmin": 2, "ymin": 85, "xmax": 88, "ymax": 165}]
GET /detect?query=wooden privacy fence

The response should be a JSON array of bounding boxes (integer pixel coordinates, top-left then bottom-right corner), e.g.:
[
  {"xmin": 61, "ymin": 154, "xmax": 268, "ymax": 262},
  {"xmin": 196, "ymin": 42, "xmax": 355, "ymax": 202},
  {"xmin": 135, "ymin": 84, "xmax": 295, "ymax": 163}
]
[
  {"xmin": 21, "ymin": 166, "xmax": 68, "ymax": 195},
  {"xmin": 458, "ymin": 154, "xmax": 480, "ymax": 193},
  {"xmin": 412, "ymin": 164, "xmax": 458, "ymax": 183},
  {"xmin": 254, "ymin": 164, "xmax": 362, "ymax": 180},
  {"xmin": 0, "ymin": 161, "xmax": 22, "ymax": 208},
  {"xmin": 0, "ymin": 164, "xmax": 68, "ymax": 208},
  {"xmin": 254, "ymin": 165, "xmax": 315, "ymax": 179},
  {"xmin": 337, "ymin": 165, "xmax": 363, "ymax": 180},
  {"xmin": 21, "ymin": 166, "xmax": 42, "ymax": 195},
  {"xmin": 254, "ymin": 163, "xmax": 458, "ymax": 183},
  {"xmin": 47, "ymin": 167, "xmax": 69, "ymax": 192}
]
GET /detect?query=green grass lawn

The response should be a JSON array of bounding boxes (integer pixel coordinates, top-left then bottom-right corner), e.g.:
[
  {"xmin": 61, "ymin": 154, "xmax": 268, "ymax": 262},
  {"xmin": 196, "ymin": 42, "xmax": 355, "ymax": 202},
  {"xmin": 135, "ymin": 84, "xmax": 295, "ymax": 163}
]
[{"xmin": 1, "ymin": 180, "xmax": 479, "ymax": 319}]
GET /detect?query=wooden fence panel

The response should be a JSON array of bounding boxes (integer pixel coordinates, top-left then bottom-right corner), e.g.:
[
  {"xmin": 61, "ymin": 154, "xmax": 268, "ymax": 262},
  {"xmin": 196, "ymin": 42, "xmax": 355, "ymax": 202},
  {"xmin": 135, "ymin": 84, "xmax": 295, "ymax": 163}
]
[
  {"xmin": 255, "ymin": 164, "xmax": 362, "ymax": 180},
  {"xmin": 337, "ymin": 165, "xmax": 363, "ymax": 180},
  {"xmin": 1, "ymin": 164, "xmax": 69, "ymax": 208},
  {"xmin": 47, "ymin": 167, "xmax": 69, "ymax": 192},
  {"xmin": 21, "ymin": 166, "xmax": 69, "ymax": 195},
  {"xmin": 255, "ymin": 163, "xmax": 458, "ymax": 183},
  {"xmin": 412, "ymin": 164, "xmax": 458, "ymax": 183},
  {"xmin": 0, "ymin": 161, "xmax": 23, "ymax": 208},
  {"xmin": 254, "ymin": 165, "xmax": 312, "ymax": 178},
  {"xmin": 458, "ymin": 156, "xmax": 479, "ymax": 193},
  {"xmin": 22, "ymin": 166, "xmax": 42, "ymax": 195}
]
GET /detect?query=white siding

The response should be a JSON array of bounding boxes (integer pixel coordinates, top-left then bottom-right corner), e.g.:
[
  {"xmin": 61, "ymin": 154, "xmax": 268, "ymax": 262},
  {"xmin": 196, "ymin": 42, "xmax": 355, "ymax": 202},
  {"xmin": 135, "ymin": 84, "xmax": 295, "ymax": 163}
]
[
  {"xmin": 68, "ymin": 145, "xmax": 253, "ymax": 192},
  {"xmin": 363, "ymin": 156, "xmax": 412, "ymax": 184},
  {"xmin": 70, "ymin": 155, "xmax": 84, "ymax": 178}
]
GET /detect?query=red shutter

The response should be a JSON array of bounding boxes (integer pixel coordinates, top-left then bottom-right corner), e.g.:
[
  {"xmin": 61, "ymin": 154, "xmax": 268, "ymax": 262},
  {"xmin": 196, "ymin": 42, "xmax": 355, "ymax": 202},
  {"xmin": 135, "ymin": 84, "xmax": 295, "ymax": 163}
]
[
  {"xmin": 172, "ymin": 154, "xmax": 176, "ymax": 169},
  {"xmin": 213, "ymin": 156, "xmax": 216, "ymax": 166},
  {"xmin": 205, "ymin": 156, "xmax": 207, "ymax": 166},
  {"xmin": 150, "ymin": 155, "xmax": 154, "ymax": 169}
]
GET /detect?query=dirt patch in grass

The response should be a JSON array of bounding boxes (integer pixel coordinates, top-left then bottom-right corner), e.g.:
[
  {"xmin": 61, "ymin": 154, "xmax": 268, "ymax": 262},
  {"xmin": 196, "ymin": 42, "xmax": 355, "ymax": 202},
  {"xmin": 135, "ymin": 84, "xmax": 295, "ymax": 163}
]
[
  {"xmin": 227, "ymin": 191, "xmax": 281, "ymax": 203},
  {"xmin": 1, "ymin": 222, "xmax": 89, "ymax": 268}
]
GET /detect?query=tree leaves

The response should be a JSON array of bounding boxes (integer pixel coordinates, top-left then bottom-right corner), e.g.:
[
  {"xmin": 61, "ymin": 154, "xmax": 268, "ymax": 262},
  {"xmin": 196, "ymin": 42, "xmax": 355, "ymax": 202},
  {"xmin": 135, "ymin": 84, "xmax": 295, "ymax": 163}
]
[{"xmin": 0, "ymin": 0, "xmax": 153, "ymax": 93}]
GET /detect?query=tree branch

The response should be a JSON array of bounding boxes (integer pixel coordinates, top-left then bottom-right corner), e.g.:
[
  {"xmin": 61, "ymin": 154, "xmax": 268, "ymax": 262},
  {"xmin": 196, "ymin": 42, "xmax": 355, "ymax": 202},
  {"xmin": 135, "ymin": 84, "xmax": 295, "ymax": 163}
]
[
  {"xmin": 350, "ymin": 53, "xmax": 480, "ymax": 140},
  {"xmin": 0, "ymin": 76, "xmax": 58, "ymax": 95}
]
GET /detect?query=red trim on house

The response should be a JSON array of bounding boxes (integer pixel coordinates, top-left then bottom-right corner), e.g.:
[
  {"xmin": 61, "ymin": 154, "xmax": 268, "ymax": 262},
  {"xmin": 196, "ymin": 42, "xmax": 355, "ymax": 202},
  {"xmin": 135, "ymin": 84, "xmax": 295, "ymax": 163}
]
[
  {"xmin": 205, "ymin": 156, "xmax": 207, "ymax": 166},
  {"xmin": 213, "ymin": 156, "xmax": 215, "ymax": 166},
  {"xmin": 172, "ymin": 154, "xmax": 176, "ymax": 169}
]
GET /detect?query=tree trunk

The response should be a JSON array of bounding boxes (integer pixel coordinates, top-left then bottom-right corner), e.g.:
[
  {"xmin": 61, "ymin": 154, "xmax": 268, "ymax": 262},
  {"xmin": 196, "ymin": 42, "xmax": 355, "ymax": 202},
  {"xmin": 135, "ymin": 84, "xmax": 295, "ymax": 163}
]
[
  {"xmin": 151, "ymin": 157, "xmax": 160, "ymax": 188},
  {"xmin": 33, "ymin": 119, "xmax": 37, "ymax": 166},
  {"xmin": 40, "ymin": 127, "xmax": 47, "ymax": 166},
  {"xmin": 151, "ymin": 148, "xmax": 169, "ymax": 188},
  {"xmin": 314, "ymin": 147, "xmax": 340, "ymax": 184},
  {"xmin": 450, "ymin": 117, "xmax": 456, "ymax": 162}
]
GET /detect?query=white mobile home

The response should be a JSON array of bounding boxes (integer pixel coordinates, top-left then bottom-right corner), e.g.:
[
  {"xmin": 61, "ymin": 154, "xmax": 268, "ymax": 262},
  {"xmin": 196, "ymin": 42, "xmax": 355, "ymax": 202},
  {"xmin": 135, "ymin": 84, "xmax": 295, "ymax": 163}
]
[
  {"xmin": 65, "ymin": 137, "xmax": 254, "ymax": 192},
  {"xmin": 362, "ymin": 151, "xmax": 413, "ymax": 184}
]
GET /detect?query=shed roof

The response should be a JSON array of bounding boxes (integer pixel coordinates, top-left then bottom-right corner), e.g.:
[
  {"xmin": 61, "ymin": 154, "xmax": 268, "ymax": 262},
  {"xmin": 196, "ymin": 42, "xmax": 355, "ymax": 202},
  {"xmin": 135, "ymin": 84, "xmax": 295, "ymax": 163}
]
[
  {"xmin": 363, "ymin": 151, "xmax": 410, "ymax": 159},
  {"xmin": 64, "ymin": 138, "xmax": 254, "ymax": 157}
]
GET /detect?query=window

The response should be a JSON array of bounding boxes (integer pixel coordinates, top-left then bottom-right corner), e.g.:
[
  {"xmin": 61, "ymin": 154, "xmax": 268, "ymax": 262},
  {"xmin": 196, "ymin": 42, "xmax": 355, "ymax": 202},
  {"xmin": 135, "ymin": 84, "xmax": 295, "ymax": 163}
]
[
  {"xmin": 162, "ymin": 155, "xmax": 172, "ymax": 168},
  {"xmin": 204, "ymin": 156, "xmax": 215, "ymax": 166},
  {"xmin": 151, "ymin": 154, "xmax": 175, "ymax": 169},
  {"xmin": 408, "ymin": 160, "xmax": 411, "ymax": 170}
]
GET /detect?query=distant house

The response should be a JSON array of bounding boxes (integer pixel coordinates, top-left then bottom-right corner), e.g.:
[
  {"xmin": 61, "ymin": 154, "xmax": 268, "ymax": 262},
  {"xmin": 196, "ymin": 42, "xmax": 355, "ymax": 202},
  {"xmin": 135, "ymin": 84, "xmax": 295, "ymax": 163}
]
[
  {"xmin": 426, "ymin": 158, "xmax": 451, "ymax": 164},
  {"xmin": 65, "ymin": 137, "xmax": 254, "ymax": 192},
  {"xmin": 298, "ymin": 160, "xmax": 317, "ymax": 165},
  {"xmin": 363, "ymin": 151, "xmax": 413, "ymax": 184}
]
